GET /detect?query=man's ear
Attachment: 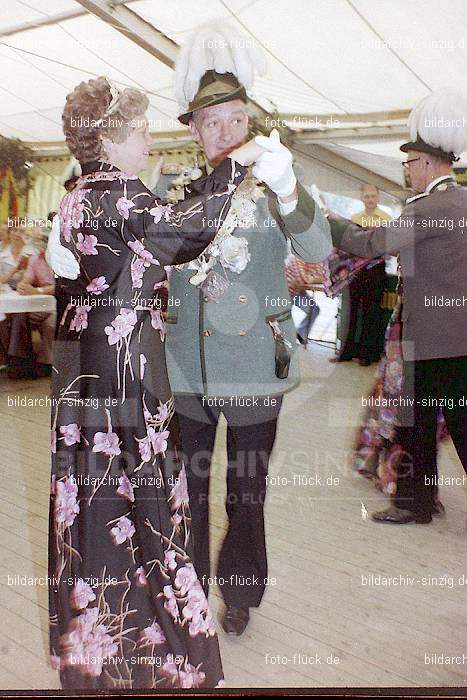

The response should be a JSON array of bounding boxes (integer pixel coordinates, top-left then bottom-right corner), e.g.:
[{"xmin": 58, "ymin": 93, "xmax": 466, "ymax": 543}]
[{"xmin": 189, "ymin": 119, "xmax": 200, "ymax": 144}]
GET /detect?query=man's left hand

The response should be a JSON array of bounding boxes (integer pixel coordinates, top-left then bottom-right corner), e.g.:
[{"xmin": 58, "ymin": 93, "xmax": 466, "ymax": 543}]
[{"xmin": 252, "ymin": 129, "xmax": 297, "ymax": 199}]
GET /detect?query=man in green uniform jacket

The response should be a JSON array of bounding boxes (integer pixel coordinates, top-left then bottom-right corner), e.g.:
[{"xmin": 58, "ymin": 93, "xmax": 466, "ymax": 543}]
[{"xmin": 169, "ymin": 66, "xmax": 331, "ymax": 634}]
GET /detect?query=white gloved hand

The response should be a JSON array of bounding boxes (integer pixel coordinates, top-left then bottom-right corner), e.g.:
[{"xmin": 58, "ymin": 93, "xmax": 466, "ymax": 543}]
[
  {"xmin": 252, "ymin": 129, "xmax": 297, "ymax": 199},
  {"xmin": 45, "ymin": 214, "xmax": 80, "ymax": 280}
]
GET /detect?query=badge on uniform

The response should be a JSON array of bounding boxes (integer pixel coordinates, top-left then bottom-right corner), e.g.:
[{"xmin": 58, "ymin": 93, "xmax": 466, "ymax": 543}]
[{"xmin": 200, "ymin": 270, "xmax": 230, "ymax": 302}]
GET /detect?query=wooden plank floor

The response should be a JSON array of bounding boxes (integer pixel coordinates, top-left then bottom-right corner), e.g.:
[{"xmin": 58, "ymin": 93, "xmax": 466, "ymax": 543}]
[{"xmin": 0, "ymin": 344, "xmax": 465, "ymax": 690}]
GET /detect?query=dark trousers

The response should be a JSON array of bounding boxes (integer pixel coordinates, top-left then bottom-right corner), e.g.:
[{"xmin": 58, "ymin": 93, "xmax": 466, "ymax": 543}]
[
  {"xmin": 339, "ymin": 262, "xmax": 386, "ymax": 362},
  {"xmin": 175, "ymin": 394, "xmax": 283, "ymax": 608},
  {"xmin": 394, "ymin": 356, "xmax": 467, "ymax": 517}
]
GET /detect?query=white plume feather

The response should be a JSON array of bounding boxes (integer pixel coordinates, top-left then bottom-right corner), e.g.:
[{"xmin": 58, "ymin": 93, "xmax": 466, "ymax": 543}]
[
  {"xmin": 174, "ymin": 23, "xmax": 267, "ymax": 111},
  {"xmin": 408, "ymin": 90, "xmax": 467, "ymax": 157}
]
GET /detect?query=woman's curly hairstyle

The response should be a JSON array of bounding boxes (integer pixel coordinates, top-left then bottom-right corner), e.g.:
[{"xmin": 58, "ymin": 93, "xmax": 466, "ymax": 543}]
[{"xmin": 62, "ymin": 76, "xmax": 149, "ymax": 163}]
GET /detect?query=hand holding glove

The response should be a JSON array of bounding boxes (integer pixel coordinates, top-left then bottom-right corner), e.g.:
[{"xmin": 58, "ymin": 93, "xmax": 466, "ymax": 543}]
[
  {"xmin": 45, "ymin": 215, "xmax": 80, "ymax": 280},
  {"xmin": 252, "ymin": 129, "xmax": 297, "ymax": 199}
]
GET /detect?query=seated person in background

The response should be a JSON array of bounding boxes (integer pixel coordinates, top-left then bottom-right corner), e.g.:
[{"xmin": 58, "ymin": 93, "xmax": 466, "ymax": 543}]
[
  {"xmin": 0, "ymin": 227, "xmax": 28, "ymax": 370},
  {"xmin": 8, "ymin": 230, "xmax": 55, "ymax": 377},
  {"xmin": 21, "ymin": 225, "xmax": 44, "ymax": 256},
  {"xmin": 0, "ymin": 226, "xmax": 28, "ymax": 287},
  {"xmin": 286, "ymin": 254, "xmax": 322, "ymax": 347}
]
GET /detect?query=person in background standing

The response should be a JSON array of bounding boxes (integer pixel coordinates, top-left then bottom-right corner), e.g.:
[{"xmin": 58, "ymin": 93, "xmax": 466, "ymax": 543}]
[
  {"xmin": 332, "ymin": 184, "xmax": 392, "ymax": 366},
  {"xmin": 328, "ymin": 89, "xmax": 466, "ymax": 524}
]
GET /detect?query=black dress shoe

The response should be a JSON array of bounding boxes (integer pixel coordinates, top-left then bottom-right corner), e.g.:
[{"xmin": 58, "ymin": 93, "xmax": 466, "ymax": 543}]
[
  {"xmin": 36, "ymin": 363, "xmax": 52, "ymax": 377},
  {"xmin": 358, "ymin": 357, "xmax": 372, "ymax": 366},
  {"xmin": 372, "ymin": 506, "xmax": 432, "ymax": 524},
  {"xmin": 221, "ymin": 606, "xmax": 250, "ymax": 636}
]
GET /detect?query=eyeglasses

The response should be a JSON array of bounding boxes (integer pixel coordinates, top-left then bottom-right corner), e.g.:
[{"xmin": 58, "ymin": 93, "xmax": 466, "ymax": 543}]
[{"xmin": 402, "ymin": 158, "xmax": 421, "ymax": 169}]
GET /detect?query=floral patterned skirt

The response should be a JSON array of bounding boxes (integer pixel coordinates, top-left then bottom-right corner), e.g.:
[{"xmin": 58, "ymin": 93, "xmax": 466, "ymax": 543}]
[
  {"xmin": 352, "ymin": 300, "xmax": 448, "ymax": 495},
  {"xmin": 48, "ymin": 310, "xmax": 224, "ymax": 689}
]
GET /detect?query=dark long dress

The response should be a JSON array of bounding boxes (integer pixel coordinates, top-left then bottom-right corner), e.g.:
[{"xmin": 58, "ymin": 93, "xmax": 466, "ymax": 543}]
[{"xmin": 48, "ymin": 158, "xmax": 246, "ymax": 689}]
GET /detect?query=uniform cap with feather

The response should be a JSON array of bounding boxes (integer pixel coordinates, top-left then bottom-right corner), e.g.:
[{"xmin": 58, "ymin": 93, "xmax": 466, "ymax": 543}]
[
  {"xmin": 175, "ymin": 24, "xmax": 266, "ymax": 125},
  {"xmin": 400, "ymin": 90, "xmax": 467, "ymax": 162}
]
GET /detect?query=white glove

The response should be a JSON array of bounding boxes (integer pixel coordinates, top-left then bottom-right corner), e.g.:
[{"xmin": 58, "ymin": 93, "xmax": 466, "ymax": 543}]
[
  {"xmin": 252, "ymin": 129, "xmax": 297, "ymax": 199},
  {"xmin": 45, "ymin": 215, "xmax": 80, "ymax": 280}
]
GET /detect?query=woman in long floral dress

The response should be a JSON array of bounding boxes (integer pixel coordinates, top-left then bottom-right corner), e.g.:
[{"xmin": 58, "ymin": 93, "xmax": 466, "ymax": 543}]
[{"xmin": 48, "ymin": 76, "xmax": 252, "ymax": 689}]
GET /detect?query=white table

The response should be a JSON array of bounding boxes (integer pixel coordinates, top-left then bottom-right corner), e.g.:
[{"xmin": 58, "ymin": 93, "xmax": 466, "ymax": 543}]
[{"xmin": 0, "ymin": 288, "xmax": 56, "ymax": 318}]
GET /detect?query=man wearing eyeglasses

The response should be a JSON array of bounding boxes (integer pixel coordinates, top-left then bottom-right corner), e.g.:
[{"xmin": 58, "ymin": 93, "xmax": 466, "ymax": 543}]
[{"xmin": 328, "ymin": 90, "xmax": 466, "ymax": 525}]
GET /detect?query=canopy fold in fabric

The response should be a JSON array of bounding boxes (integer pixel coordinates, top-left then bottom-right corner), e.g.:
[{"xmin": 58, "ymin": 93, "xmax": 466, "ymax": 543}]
[{"xmin": 0, "ymin": 0, "xmax": 465, "ymax": 187}]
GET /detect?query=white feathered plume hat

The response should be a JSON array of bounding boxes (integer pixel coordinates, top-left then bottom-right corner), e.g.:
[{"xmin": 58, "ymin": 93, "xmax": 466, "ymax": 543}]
[
  {"xmin": 174, "ymin": 23, "xmax": 266, "ymax": 124},
  {"xmin": 400, "ymin": 89, "xmax": 466, "ymax": 162}
]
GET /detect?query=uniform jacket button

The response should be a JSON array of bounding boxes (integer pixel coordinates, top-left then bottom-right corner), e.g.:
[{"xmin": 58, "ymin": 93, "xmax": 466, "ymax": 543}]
[
  {"xmin": 238, "ymin": 329, "xmax": 246, "ymax": 336},
  {"xmin": 239, "ymin": 295, "xmax": 248, "ymax": 303}
]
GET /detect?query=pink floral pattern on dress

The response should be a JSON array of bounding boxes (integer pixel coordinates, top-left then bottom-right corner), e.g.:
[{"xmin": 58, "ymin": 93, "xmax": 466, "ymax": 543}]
[
  {"xmin": 134, "ymin": 566, "xmax": 148, "ymax": 587},
  {"xmin": 86, "ymin": 276, "xmax": 109, "ymax": 294},
  {"xmin": 131, "ymin": 257, "xmax": 146, "ymax": 288},
  {"xmin": 164, "ymin": 549, "xmax": 177, "ymax": 571},
  {"xmin": 60, "ymin": 188, "xmax": 88, "ymax": 243},
  {"xmin": 160, "ymin": 658, "xmax": 206, "ymax": 689},
  {"xmin": 70, "ymin": 579, "xmax": 96, "ymax": 610},
  {"xmin": 174, "ymin": 563, "xmax": 198, "ymax": 596},
  {"xmin": 163, "ymin": 585, "xmax": 180, "ymax": 621},
  {"xmin": 140, "ymin": 621, "xmax": 166, "ymax": 646},
  {"xmin": 116, "ymin": 196, "xmax": 135, "ymax": 219},
  {"xmin": 92, "ymin": 430, "xmax": 121, "ymax": 456},
  {"xmin": 148, "ymin": 427, "xmax": 170, "ymax": 456},
  {"xmin": 54, "ymin": 477, "xmax": 80, "ymax": 527},
  {"xmin": 117, "ymin": 474, "xmax": 135, "ymax": 502},
  {"xmin": 150, "ymin": 309, "xmax": 166, "ymax": 341},
  {"xmin": 169, "ymin": 466, "xmax": 189, "ymax": 511},
  {"xmin": 60, "ymin": 607, "xmax": 118, "ymax": 678},
  {"xmin": 183, "ymin": 583, "xmax": 216, "ymax": 638},
  {"xmin": 104, "ymin": 308, "xmax": 137, "ymax": 345},
  {"xmin": 76, "ymin": 233, "xmax": 98, "ymax": 255},
  {"xmin": 49, "ymin": 159, "xmax": 243, "ymax": 688},
  {"xmin": 69, "ymin": 305, "xmax": 91, "ymax": 333},
  {"xmin": 128, "ymin": 239, "xmax": 159, "ymax": 266},
  {"xmin": 155, "ymin": 400, "xmax": 169, "ymax": 422},
  {"xmin": 110, "ymin": 515, "xmax": 135, "ymax": 545},
  {"xmin": 59, "ymin": 423, "xmax": 81, "ymax": 446},
  {"xmin": 137, "ymin": 435, "xmax": 152, "ymax": 463},
  {"xmin": 149, "ymin": 203, "xmax": 173, "ymax": 224}
]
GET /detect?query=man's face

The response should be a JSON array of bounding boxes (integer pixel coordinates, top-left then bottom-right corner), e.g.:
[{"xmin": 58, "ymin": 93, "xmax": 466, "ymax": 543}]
[
  {"xmin": 404, "ymin": 150, "xmax": 428, "ymax": 193},
  {"xmin": 189, "ymin": 100, "xmax": 249, "ymax": 167},
  {"xmin": 361, "ymin": 185, "xmax": 378, "ymax": 212}
]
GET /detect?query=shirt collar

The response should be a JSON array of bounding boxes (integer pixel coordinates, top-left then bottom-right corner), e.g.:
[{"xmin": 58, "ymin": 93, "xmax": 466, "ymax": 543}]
[
  {"xmin": 406, "ymin": 175, "xmax": 456, "ymax": 204},
  {"xmin": 425, "ymin": 174, "xmax": 456, "ymax": 194}
]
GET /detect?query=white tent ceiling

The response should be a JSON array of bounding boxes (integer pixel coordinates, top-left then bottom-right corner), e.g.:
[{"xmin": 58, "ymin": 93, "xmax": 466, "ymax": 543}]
[{"xmin": 0, "ymin": 0, "xmax": 466, "ymax": 191}]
